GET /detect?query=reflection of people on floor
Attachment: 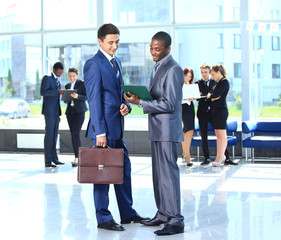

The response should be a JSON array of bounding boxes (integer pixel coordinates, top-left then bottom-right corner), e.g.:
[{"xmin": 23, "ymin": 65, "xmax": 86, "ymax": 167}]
[
  {"xmin": 44, "ymin": 184, "xmax": 62, "ymax": 240},
  {"xmin": 64, "ymin": 185, "xmax": 90, "ymax": 239},
  {"xmin": 197, "ymin": 174, "xmax": 229, "ymax": 239},
  {"xmin": 182, "ymin": 189, "xmax": 196, "ymax": 232}
]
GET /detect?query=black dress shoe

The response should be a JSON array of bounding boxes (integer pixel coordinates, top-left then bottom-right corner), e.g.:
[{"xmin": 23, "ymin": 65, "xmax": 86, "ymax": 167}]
[
  {"xmin": 224, "ymin": 159, "xmax": 238, "ymax": 165},
  {"xmin": 45, "ymin": 163, "xmax": 56, "ymax": 168},
  {"xmin": 71, "ymin": 162, "xmax": 78, "ymax": 167},
  {"xmin": 141, "ymin": 217, "xmax": 166, "ymax": 226},
  {"xmin": 121, "ymin": 215, "xmax": 150, "ymax": 224},
  {"xmin": 200, "ymin": 158, "xmax": 211, "ymax": 166},
  {"xmin": 53, "ymin": 161, "xmax": 65, "ymax": 165},
  {"xmin": 186, "ymin": 162, "xmax": 193, "ymax": 167},
  {"xmin": 154, "ymin": 224, "xmax": 184, "ymax": 235},
  {"xmin": 97, "ymin": 219, "xmax": 125, "ymax": 231}
]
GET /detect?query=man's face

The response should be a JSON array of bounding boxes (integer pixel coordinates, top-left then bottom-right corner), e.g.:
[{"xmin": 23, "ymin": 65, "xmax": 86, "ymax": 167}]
[
  {"xmin": 98, "ymin": 34, "xmax": 120, "ymax": 57},
  {"xmin": 150, "ymin": 39, "xmax": 170, "ymax": 62},
  {"xmin": 200, "ymin": 68, "xmax": 210, "ymax": 81},
  {"xmin": 53, "ymin": 69, "xmax": 63, "ymax": 77}
]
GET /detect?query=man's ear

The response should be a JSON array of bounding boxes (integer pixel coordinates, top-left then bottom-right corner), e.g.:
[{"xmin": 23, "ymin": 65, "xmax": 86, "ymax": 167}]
[{"xmin": 98, "ymin": 38, "xmax": 103, "ymax": 46}]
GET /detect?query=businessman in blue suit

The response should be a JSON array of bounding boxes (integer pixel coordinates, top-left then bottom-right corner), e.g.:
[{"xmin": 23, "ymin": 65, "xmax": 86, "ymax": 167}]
[
  {"xmin": 83, "ymin": 23, "xmax": 147, "ymax": 231},
  {"xmin": 40, "ymin": 62, "xmax": 65, "ymax": 167}
]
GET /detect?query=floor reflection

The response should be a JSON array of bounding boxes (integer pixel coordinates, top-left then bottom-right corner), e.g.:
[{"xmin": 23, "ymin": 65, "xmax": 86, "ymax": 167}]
[{"xmin": 1, "ymin": 154, "xmax": 281, "ymax": 240}]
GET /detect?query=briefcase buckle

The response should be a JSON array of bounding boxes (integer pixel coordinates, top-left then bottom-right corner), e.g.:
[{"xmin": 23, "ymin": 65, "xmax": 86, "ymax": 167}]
[{"xmin": 98, "ymin": 165, "xmax": 104, "ymax": 170}]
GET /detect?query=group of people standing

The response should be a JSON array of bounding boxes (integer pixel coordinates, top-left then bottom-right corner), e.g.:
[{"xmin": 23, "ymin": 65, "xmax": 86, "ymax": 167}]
[
  {"xmin": 181, "ymin": 63, "xmax": 238, "ymax": 167},
  {"xmin": 40, "ymin": 64, "xmax": 88, "ymax": 168},
  {"xmin": 39, "ymin": 22, "xmax": 235, "ymax": 236}
]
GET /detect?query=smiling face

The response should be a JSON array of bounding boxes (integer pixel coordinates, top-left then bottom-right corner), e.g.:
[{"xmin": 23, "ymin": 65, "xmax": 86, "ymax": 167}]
[
  {"xmin": 53, "ymin": 68, "xmax": 63, "ymax": 77},
  {"xmin": 150, "ymin": 39, "xmax": 171, "ymax": 62},
  {"xmin": 68, "ymin": 72, "xmax": 78, "ymax": 83},
  {"xmin": 184, "ymin": 72, "xmax": 192, "ymax": 84},
  {"xmin": 98, "ymin": 34, "xmax": 120, "ymax": 57}
]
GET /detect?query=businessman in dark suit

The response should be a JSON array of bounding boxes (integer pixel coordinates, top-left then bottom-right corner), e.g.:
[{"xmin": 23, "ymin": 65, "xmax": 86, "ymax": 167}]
[
  {"xmin": 40, "ymin": 62, "xmax": 65, "ymax": 167},
  {"xmin": 83, "ymin": 23, "xmax": 147, "ymax": 231},
  {"xmin": 125, "ymin": 31, "xmax": 185, "ymax": 236},
  {"xmin": 64, "ymin": 67, "xmax": 88, "ymax": 167}
]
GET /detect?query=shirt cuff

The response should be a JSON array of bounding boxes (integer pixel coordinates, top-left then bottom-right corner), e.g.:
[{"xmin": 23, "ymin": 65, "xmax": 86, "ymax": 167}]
[
  {"xmin": 138, "ymin": 99, "xmax": 143, "ymax": 108},
  {"xmin": 96, "ymin": 133, "xmax": 106, "ymax": 137}
]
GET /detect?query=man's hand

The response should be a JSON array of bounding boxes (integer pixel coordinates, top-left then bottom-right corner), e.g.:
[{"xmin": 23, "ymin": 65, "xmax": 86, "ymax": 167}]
[
  {"xmin": 123, "ymin": 92, "xmax": 140, "ymax": 105},
  {"xmin": 120, "ymin": 103, "xmax": 129, "ymax": 116},
  {"xmin": 96, "ymin": 136, "xmax": 107, "ymax": 148},
  {"xmin": 59, "ymin": 89, "xmax": 64, "ymax": 95}
]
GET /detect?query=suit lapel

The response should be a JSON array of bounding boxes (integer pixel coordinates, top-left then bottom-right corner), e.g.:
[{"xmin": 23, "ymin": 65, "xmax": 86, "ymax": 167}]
[
  {"xmin": 149, "ymin": 55, "xmax": 172, "ymax": 92},
  {"xmin": 98, "ymin": 50, "xmax": 120, "ymax": 89}
]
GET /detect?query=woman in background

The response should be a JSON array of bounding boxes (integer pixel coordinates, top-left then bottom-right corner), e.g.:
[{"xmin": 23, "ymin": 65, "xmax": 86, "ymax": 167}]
[
  {"xmin": 207, "ymin": 64, "xmax": 229, "ymax": 167},
  {"xmin": 181, "ymin": 67, "xmax": 195, "ymax": 167},
  {"xmin": 65, "ymin": 67, "xmax": 88, "ymax": 167}
]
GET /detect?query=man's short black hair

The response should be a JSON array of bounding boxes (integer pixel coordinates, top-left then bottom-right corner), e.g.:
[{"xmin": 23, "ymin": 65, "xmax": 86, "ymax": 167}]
[
  {"xmin": 98, "ymin": 23, "xmax": 120, "ymax": 41},
  {"xmin": 152, "ymin": 31, "xmax": 172, "ymax": 49},
  {"xmin": 53, "ymin": 62, "xmax": 64, "ymax": 70}
]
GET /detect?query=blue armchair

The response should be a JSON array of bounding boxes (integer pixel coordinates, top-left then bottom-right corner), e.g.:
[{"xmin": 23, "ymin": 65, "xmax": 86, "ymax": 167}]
[
  {"xmin": 242, "ymin": 121, "xmax": 281, "ymax": 162},
  {"xmin": 191, "ymin": 120, "xmax": 238, "ymax": 160}
]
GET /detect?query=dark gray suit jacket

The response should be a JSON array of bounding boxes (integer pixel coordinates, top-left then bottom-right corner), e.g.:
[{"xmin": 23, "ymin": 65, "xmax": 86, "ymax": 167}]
[{"xmin": 142, "ymin": 55, "xmax": 184, "ymax": 142}]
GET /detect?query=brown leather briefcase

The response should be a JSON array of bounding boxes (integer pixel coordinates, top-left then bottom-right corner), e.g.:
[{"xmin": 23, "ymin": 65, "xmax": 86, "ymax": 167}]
[{"xmin": 78, "ymin": 147, "xmax": 124, "ymax": 184}]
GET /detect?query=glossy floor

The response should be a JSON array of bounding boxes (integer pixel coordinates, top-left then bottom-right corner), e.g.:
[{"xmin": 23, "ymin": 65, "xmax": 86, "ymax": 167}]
[{"xmin": 0, "ymin": 153, "xmax": 281, "ymax": 240}]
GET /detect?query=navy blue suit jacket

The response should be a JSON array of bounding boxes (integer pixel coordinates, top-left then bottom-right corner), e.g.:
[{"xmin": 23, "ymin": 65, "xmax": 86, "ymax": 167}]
[
  {"xmin": 83, "ymin": 50, "xmax": 128, "ymax": 140},
  {"xmin": 40, "ymin": 73, "xmax": 61, "ymax": 116},
  {"xmin": 65, "ymin": 79, "xmax": 88, "ymax": 114}
]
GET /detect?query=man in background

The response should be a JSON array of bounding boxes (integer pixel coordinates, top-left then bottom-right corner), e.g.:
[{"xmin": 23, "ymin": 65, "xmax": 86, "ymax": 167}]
[{"xmin": 40, "ymin": 62, "xmax": 65, "ymax": 167}]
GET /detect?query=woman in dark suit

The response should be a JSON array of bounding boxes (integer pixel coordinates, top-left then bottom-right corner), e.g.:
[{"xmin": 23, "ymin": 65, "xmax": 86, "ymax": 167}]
[
  {"xmin": 65, "ymin": 67, "xmax": 88, "ymax": 167},
  {"xmin": 181, "ymin": 67, "xmax": 195, "ymax": 167},
  {"xmin": 207, "ymin": 64, "xmax": 229, "ymax": 167}
]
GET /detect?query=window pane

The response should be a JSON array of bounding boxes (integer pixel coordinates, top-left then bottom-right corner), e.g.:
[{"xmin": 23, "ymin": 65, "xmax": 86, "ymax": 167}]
[
  {"xmin": 249, "ymin": 0, "xmax": 281, "ymax": 20},
  {"xmin": 175, "ymin": 0, "xmax": 240, "ymax": 23},
  {"xmin": 44, "ymin": 0, "xmax": 97, "ymax": 29},
  {"xmin": 0, "ymin": 0, "xmax": 41, "ymax": 32},
  {"xmin": 104, "ymin": 0, "xmax": 171, "ymax": 24},
  {"xmin": 175, "ymin": 28, "xmax": 242, "ymax": 119}
]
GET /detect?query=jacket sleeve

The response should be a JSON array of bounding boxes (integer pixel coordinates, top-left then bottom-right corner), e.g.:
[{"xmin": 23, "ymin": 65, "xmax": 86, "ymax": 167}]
[
  {"xmin": 40, "ymin": 75, "xmax": 60, "ymax": 96},
  {"xmin": 142, "ymin": 65, "xmax": 183, "ymax": 114},
  {"xmin": 83, "ymin": 60, "xmax": 107, "ymax": 135},
  {"xmin": 210, "ymin": 79, "xmax": 229, "ymax": 99},
  {"xmin": 77, "ymin": 81, "xmax": 87, "ymax": 101}
]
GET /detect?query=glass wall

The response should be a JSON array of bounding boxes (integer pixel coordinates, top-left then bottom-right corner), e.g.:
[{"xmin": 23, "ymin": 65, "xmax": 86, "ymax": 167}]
[{"xmin": 0, "ymin": 0, "xmax": 281, "ymax": 130}]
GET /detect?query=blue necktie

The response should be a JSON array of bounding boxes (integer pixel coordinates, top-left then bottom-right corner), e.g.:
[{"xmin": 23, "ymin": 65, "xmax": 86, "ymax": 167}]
[
  {"xmin": 56, "ymin": 78, "xmax": 60, "ymax": 89},
  {"xmin": 110, "ymin": 58, "xmax": 121, "ymax": 85}
]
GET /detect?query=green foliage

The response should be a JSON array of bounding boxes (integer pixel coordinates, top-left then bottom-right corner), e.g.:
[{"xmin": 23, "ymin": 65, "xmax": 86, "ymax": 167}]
[
  {"xmin": 5, "ymin": 69, "xmax": 16, "ymax": 97},
  {"xmin": 234, "ymin": 93, "xmax": 242, "ymax": 110},
  {"xmin": 33, "ymin": 69, "xmax": 41, "ymax": 100},
  {"xmin": 277, "ymin": 93, "xmax": 281, "ymax": 108}
]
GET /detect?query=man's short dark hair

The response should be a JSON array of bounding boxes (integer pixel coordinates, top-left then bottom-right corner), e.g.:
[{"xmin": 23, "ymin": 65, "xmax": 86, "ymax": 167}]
[
  {"xmin": 98, "ymin": 23, "xmax": 120, "ymax": 41},
  {"xmin": 152, "ymin": 31, "xmax": 172, "ymax": 49},
  {"xmin": 53, "ymin": 62, "xmax": 64, "ymax": 70}
]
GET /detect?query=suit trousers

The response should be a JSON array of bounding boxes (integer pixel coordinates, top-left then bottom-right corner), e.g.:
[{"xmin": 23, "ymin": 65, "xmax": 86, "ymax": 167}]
[
  {"xmin": 91, "ymin": 138, "xmax": 137, "ymax": 224},
  {"xmin": 66, "ymin": 108, "xmax": 85, "ymax": 158},
  {"xmin": 151, "ymin": 141, "xmax": 184, "ymax": 227},
  {"xmin": 44, "ymin": 114, "xmax": 59, "ymax": 164},
  {"xmin": 198, "ymin": 111, "xmax": 212, "ymax": 159},
  {"xmin": 198, "ymin": 111, "xmax": 230, "ymax": 159}
]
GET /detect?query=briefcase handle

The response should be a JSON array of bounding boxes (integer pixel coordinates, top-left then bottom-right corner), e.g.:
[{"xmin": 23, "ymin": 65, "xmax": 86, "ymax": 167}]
[{"xmin": 93, "ymin": 145, "xmax": 110, "ymax": 149}]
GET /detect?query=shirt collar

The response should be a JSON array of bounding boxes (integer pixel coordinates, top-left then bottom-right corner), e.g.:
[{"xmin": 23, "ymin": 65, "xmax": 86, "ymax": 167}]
[
  {"xmin": 156, "ymin": 53, "xmax": 170, "ymax": 66},
  {"xmin": 100, "ymin": 48, "xmax": 114, "ymax": 62},
  {"xmin": 51, "ymin": 71, "xmax": 59, "ymax": 79}
]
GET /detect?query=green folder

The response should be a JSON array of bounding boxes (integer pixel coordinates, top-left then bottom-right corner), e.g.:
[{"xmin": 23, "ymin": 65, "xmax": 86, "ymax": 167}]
[{"xmin": 121, "ymin": 85, "xmax": 153, "ymax": 100}]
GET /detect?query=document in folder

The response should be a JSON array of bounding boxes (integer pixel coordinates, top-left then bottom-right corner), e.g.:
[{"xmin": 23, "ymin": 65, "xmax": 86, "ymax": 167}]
[
  {"xmin": 62, "ymin": 89, "xmax": 77, "ymax": 102},
  {"xmin": 121, "ymin": 85, "xmax": 153, "ymax": 100}
]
